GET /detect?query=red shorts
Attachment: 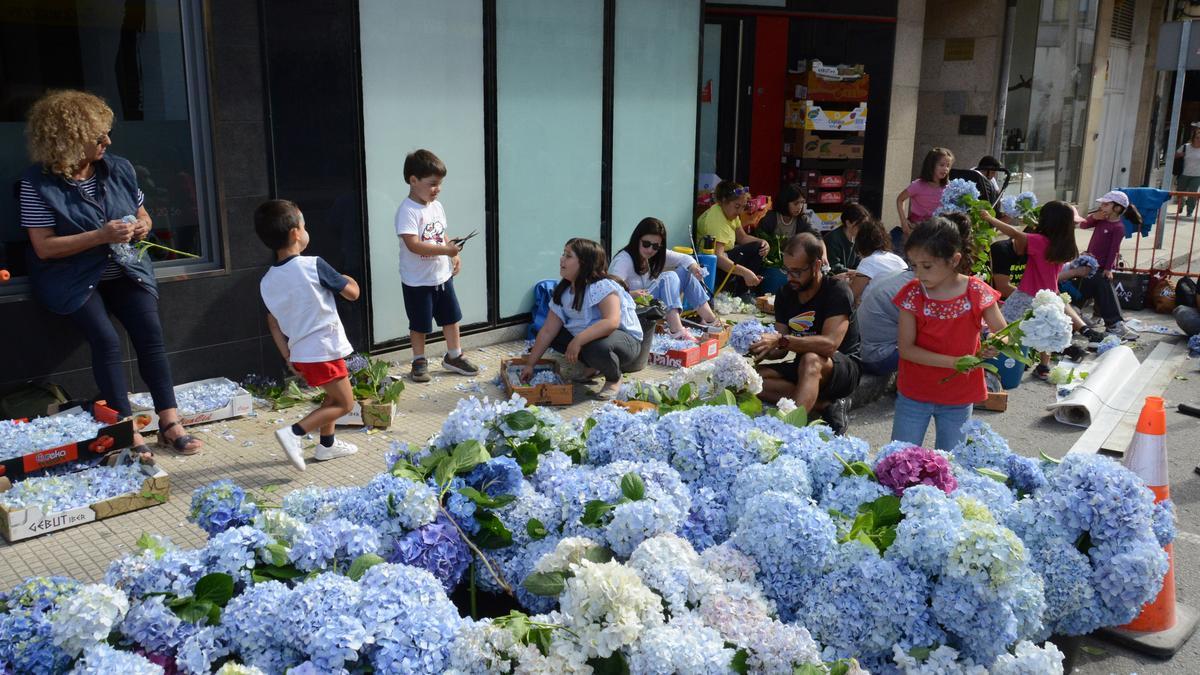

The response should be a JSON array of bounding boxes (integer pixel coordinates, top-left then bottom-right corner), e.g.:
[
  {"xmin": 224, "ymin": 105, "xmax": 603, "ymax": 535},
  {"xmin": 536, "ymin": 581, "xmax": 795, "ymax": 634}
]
[{"xmin": 292, "ymin": 358, "xmax": 349, "ymax": 387}]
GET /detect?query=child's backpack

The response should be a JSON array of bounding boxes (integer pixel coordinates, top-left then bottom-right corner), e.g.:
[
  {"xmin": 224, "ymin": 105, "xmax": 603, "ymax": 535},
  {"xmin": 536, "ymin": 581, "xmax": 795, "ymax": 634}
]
[{"xmin": 527, "ymin": 280, "xmax": 559, "ymax": 341}]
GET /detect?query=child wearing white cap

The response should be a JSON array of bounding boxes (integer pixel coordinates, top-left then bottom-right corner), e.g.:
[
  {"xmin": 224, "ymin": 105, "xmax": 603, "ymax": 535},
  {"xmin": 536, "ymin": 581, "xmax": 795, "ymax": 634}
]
[{"xmin": 1076, "ymin": 190, "xmax": 1141, "ymax": 342}]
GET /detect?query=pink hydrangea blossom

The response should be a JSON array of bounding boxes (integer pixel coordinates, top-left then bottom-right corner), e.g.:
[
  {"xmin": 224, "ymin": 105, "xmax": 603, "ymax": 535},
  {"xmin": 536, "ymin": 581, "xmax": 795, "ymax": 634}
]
[{"xmin": 874, "ymin": 447, "xmax": 957, "ymax": 496}]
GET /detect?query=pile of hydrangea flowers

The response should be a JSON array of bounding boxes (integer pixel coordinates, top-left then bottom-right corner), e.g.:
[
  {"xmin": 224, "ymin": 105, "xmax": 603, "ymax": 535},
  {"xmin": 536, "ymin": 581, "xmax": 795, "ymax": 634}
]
[
  {"xmin": 0, "ymin": 411, "xmax": 106, "ymax": 462},
  {"xmin": 0, "ymin": 368, "xmax": 1175, "ymax": 673},
  {"xmin": 130, "ymin": 380, "xmax": 245, "ymax": 417},
  {"xmin": 0, "ymin": 463, "xmax": 148, "ymax": 513}
]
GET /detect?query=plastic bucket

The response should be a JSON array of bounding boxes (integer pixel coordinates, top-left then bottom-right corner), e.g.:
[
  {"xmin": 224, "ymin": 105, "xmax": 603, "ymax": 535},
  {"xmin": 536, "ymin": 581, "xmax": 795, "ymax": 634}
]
[
  {"xmin": 986, "ymin": 353, "xmax": 1027, "ymax": 390},
  {"xmin": 697, "ymin": 254, "xmax": 718, "ymax": 291},
  {"xmin": 759, "ymin": 267, "xmax": 788, "ymax": 294}
]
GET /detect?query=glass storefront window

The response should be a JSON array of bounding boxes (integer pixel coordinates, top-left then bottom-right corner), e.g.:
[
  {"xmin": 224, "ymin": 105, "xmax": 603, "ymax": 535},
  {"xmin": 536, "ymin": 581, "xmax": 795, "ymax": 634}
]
[
  {"xmin": 1001, "ymin": 0, "xmax": 1099, "ymax": 203},
  {"xmin": 0, "ymin": 0, "xmax": 218, "ymax": 295}
]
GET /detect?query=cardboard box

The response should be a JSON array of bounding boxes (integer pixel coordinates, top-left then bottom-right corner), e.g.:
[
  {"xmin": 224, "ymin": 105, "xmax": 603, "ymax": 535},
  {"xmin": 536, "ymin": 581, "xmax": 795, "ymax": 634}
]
[
  {"xmin": 814, "ymin": 212, "xmax": 841, "ymax": 232},
  {"xmin": 814, "ymin": 191, "xmax": 845, "ymax": 205},
  {"xmin": 800, "ymin": 130, "xmax": 864, "ymax": 160},
  {"xmin": 336, "ymin": 400, "xmax": 398, "ymax": 428},
  {"xmin": 0, "ymin": 405, "xmax": 133, "ymax": 482},
  {"xmin": 755, "ymin": 295, "xmax": 775, "ymax": 313},
  {"xmin": 650, "ymin": 336, "xmax": 720, "ymax": 368},
  {"xmin": 791, "ymin": 69, "xmax": 871, "ymax": 103},
  {"xmin": 785, "ymin": 100, "xmax": 807, "ymax": 129},
  {"xmin": 982, "ymin": 392, "xmax": 1008, "ymax": 412},
  {"xmin": 132, "ymin": 378, "xmax": 253, "ymax": 432},
  {"xmin": 502, "ymin": 358, "xmax": 574, "ymax": 406},
  {"xmin": 802, "ymin": 101, "xmax": 868, "ymax": 132},
  {"xmin": 0, "ymin": 466, "xmax": 170, "ymax": 542}
]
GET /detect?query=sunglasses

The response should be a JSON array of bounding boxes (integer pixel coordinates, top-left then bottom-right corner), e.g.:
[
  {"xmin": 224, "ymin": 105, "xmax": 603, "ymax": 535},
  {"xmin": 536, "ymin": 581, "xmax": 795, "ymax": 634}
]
[
  {"xmin": 96, "ymin": 130, "xmax": 111, "ymax": 144},
  {"xmin": 731, "ymin": 187, "xmax": 750, "ymax": 196},
  {"xmin": 639, "ymin": 240, "xmax": 662, "ymax": 251}
]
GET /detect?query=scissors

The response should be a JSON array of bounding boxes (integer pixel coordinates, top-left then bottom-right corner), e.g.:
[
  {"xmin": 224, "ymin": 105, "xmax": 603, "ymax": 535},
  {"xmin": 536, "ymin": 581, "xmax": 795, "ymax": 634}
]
[{"xmin": 450, "ymin": 229, "xmax": 479, "ymax": 249}]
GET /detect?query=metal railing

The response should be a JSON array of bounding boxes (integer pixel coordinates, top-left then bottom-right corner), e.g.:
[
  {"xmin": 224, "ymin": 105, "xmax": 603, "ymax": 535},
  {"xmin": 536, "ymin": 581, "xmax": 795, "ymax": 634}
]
[{"xmin": 1124, "ymin": 191, "xmax": 1200, "ymax": 278}]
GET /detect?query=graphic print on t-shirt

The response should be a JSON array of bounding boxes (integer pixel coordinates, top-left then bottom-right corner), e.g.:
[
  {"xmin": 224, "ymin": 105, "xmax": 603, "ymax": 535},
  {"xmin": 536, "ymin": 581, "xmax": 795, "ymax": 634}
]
[
  {"xmin": 420, "ymin": 216, "xmax": 446, "ymax": 258},
  {"xmin": 787, "ymin": 311, "xmax": 816, "ymax": 335}
]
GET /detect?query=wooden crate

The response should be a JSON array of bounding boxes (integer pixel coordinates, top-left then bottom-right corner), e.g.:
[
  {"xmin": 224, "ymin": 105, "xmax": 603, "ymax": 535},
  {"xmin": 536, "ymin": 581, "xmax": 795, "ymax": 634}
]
[{"xmin": 502, "ymin": 358, "xmax": 574, "ymax": 406}]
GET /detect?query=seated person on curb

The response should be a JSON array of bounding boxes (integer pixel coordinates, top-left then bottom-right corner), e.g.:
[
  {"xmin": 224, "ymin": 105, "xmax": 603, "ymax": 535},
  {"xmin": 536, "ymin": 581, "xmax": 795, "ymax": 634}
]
[
  {"xmin": 847, "ymin": 218, "xmax": 907, "ymax": 305},
  {"xmin": 522, "ymin": 238, "xmax": 644, "ymax": 401},
  {"xmin": 696, "ymin": 180, "xmax": 767, "ymax": 301},
  {"xmin": 749, "ymin": 233, "xmax": 861, "ymax": 434},
  {"xmin": 609, "ymin": 216, "xmax": 721, "ymax": 340}
]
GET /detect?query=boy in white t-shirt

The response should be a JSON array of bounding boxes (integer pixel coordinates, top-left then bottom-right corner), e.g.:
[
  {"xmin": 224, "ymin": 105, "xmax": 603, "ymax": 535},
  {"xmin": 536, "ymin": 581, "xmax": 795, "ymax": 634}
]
[
  {"xmin": 395, "ymin": 149, "xmax": 479, "ymax": 382},
  {"xmin": 257, "ymin": 199, "xmax": 360, "ymax": 471}
]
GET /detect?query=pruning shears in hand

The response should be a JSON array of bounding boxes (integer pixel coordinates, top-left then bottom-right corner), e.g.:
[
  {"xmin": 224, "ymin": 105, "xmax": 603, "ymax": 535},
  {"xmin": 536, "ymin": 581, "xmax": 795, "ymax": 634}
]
[{"xmin": 450, "ymin": 229, "xmax": 479, "ymax": 249}]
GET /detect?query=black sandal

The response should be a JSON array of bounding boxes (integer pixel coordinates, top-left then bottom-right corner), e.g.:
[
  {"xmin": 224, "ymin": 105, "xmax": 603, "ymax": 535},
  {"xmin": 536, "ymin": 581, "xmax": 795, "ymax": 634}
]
[{"xmin": 157, "ymin": 421, "xmax": 202, "ymax": 455}]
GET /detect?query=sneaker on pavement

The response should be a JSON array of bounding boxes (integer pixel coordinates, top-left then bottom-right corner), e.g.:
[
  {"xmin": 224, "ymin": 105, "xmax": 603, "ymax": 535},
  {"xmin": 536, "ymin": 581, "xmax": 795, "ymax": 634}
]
[
  {"xmin": 822, "ymin": 398, "xmax": 849, "ymax": 436},
  {"xmin": 1107, "ymin": 321, "xmax": 1139, "ymax": 342},
  {"xmin": 314, "ymin": 438, "xmax": 358, "ymax": 461},
  {"xmin": 410, "ymin": 357, "xmax": 431, "ymax": 383},
  {"xmin": 274, "ymin": 427, "xmax": 306, "ymax": 471},
  {"xmin": 443, "ymin": 353, "xmax": 480, "ymax": 375}
]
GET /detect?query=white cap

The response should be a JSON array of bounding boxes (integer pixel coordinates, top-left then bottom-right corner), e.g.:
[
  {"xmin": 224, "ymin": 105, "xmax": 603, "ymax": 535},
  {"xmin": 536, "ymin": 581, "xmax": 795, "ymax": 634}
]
[{"xmin": 1096, "ymin": 190, "xmax": 1129, "ymax": 208}]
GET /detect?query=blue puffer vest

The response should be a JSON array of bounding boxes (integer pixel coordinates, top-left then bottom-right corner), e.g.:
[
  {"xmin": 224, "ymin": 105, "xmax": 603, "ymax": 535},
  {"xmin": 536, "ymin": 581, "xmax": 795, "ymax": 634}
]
[{"xmin": 23, "ymin": 153, "xmax": 158, "ymax": 315}]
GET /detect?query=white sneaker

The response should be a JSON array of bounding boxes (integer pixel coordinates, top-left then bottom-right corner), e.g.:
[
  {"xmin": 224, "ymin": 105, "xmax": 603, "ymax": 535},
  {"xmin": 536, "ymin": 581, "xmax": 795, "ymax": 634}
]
[
  {"xmin": 314, "ymin": 438, "xmax": 358, "ymax": 461},
  {"xmin": 274, "ymin": 427, "xmax": 306, "ymax": 471}
]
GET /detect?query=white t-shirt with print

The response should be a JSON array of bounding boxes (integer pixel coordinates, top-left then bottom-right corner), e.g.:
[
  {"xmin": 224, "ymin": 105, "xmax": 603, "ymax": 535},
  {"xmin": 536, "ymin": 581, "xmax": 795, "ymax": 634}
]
[
  {"xmin": 395, "ymin": 197, "xmax": 452, "ymax": 287},
  {"xmin": 856, "ymin": 251, "xmax": 907, "ymax": 280}
]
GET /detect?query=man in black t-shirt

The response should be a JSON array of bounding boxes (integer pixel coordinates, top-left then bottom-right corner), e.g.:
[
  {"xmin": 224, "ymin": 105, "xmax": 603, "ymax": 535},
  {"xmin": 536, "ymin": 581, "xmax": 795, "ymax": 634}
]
[
  {"xmin": 990, "ymin": 238, "xmax": 1026, "ymax": 299},
  {"xmin": 749, "ymin": 233, "xmax": 861, "ymax": 433}
]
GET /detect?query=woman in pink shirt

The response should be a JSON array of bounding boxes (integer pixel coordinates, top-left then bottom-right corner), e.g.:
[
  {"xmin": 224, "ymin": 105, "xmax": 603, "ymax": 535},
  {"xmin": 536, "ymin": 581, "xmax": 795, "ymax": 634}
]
[
  {"xmin": 894, "ymin": 147, "xmax": 954, "ymax": 251},
  {"xmin": 1077, "ymin": 191, "xmax": 1141, "ymax": 341}
]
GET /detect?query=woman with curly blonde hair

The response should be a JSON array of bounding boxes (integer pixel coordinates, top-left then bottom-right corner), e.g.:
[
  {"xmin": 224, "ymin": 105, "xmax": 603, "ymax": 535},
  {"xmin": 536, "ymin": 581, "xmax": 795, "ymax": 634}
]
[{"xmin": 21, "ymin": 90, "xmax": 201, "ymax": 455}]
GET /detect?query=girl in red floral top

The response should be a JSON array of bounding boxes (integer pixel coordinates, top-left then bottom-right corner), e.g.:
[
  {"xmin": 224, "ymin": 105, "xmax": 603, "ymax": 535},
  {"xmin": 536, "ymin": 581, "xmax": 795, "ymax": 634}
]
[{"xmin": 891, "ymin": 218, "xmax": 1007, "ymax": 449}]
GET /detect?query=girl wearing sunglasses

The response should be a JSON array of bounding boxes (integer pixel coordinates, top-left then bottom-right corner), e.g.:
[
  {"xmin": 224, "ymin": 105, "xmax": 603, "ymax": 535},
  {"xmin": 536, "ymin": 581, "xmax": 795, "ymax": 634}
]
[
  {"xmin": 610, "ymin": 217, "xmax": 722, "ymax": 340},
  {"xmin": 696, "ymin": 180, "xmax": 768, "ymax": 300}
]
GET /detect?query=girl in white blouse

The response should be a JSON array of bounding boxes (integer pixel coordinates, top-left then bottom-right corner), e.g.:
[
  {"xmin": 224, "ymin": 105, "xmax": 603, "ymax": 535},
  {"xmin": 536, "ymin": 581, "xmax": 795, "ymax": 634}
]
[{"xmin": 609, "ymin": 217, "xmax": 721, "ymax": 340}]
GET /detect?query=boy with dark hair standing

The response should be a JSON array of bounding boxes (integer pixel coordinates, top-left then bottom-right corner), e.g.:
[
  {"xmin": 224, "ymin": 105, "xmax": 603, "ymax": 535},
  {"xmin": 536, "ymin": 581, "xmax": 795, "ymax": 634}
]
[
  {"xmin": 256, "ymin": 199, "xmax": 360, "ymax": 471},
  {"xmin": 396, "ymin": 148, "xmax": 479, "ymax": 382}
]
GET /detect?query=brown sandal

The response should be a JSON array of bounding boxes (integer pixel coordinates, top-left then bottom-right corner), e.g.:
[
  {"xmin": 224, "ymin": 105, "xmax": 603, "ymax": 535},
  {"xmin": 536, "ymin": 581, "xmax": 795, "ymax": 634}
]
[{"xmin": 157, "ymin": 421, "xmax": 202, "ymax": 455}]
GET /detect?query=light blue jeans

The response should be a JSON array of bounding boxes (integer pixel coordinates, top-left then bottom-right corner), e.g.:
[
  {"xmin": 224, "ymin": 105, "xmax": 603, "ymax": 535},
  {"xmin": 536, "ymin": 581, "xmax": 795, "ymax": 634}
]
[
  {"xmin": 891, "ymin": 392, "xmax": 973, "ymax": 450},
  {"xmin": 648, "ymin": 268, "xmax": 710, "ymax": 311}
]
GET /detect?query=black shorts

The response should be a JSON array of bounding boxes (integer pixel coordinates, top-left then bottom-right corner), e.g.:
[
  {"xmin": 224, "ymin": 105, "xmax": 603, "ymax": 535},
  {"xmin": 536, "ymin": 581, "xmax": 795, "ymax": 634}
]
[
  {"xmin": 763, "ymin": 351, "xmax": 861, "ymax": 402},
  {"xmin": 402, "ymin": 279, "xmax": 463, "ymax": 334}
]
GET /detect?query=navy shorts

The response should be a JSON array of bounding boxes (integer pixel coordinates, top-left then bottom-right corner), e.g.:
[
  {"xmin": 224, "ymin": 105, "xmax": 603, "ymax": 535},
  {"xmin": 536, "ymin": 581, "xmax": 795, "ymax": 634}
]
[{"xmin": 402, "ymin": 279, "xmax": 463, "ymax": 334}]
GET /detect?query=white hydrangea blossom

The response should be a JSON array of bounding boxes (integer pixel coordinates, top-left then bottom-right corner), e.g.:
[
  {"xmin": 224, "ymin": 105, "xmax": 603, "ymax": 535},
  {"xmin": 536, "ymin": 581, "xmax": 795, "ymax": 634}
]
[
  {"xmin": 557, "ymin": 560, "xmax": 664, "ymax": 659},
  {"xmin": 776, "ymin": 397, "xmax": 798, "ymax": 415},
  {"xmin": 532, "ymin": 537, "xmax": 604, "ymax": 575},
  {"xmin": 51, "ymin": 584, "xmax": 130, "ymax": 656}
]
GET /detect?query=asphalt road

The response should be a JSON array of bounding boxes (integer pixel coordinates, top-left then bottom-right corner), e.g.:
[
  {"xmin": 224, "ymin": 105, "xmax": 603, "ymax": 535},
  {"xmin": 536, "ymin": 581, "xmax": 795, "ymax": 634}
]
[{"xmin": 846, "ymin": 315, "xmax": 1200, "ymax": 674}]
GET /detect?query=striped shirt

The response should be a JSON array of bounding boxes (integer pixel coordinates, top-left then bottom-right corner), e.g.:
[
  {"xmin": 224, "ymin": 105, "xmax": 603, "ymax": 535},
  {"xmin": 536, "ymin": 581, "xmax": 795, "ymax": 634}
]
[{"xmin": 20, "ymin": 176, "xmax": 146, "ymax": 280}]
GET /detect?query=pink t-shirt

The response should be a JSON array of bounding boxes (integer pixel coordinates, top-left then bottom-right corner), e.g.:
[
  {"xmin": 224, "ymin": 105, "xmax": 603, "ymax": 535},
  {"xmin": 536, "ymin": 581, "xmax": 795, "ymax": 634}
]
[
  {"xmin": 1016, "ymin": 233, "xmax": 1063, "ymax": 295},
  {"xmin": 906, "ymin": 179, "xmax": 945, "ymax": 223}
]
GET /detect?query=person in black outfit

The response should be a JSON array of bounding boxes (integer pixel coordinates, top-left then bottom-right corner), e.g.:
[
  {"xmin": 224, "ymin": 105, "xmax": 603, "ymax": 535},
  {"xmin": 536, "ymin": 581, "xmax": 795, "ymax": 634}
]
[{"xmin": 748, "ymin": 233, "xmax": 861, "ymax": 434}]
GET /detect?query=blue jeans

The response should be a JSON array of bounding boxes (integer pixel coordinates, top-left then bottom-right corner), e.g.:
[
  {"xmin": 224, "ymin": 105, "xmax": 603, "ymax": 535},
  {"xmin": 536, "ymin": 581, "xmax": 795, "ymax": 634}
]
[
  {"xmin": 648, "ymin": 268, "xmax": 710, "ymax": 312},
  {"xmin": 891, "ymin": 392, "xmax": 973, "ymax": 450},
  {"xmin": 67, "ymin": 276, "xmax": 178, "ymax": 418}
]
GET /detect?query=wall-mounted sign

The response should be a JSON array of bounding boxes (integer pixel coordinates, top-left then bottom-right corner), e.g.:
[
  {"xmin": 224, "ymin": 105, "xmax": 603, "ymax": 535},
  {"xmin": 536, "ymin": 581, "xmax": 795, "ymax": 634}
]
[{"xmin": 944, "ymin": 38, "xmax": 975, "ymax": 62}]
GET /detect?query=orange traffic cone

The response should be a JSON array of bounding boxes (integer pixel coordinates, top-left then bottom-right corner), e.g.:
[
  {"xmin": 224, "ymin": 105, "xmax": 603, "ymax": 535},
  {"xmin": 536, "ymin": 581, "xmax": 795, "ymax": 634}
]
[{"xmin": 1099, "ymin": 396, "xmax": 1198, "ymax": 657}]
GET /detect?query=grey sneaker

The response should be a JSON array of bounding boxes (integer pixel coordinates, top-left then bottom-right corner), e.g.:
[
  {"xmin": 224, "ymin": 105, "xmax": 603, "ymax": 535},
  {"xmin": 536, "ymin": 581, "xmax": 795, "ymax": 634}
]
[
  {"xmin": 410, "ymin": 358, "xmax": 431, "ymax": 383},
  {"xmin": 442, "ymin": 353, "xmax": 480, "ymax": 376},
  {"xmin": 314, "ymin": 438, "xmax": 358, "ymax": 461},
  {"xmin": 273, "ymin": 427, "xmax": 306, "ymax": 471},
  {"xmin": 1107, "ymin": 321, "xmax": 1139, "ymax": 342}
]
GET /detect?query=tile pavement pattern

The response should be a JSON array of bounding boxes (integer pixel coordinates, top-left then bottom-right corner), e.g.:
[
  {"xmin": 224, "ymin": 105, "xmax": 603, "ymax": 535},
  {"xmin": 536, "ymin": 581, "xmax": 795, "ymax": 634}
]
[{"xmin": 0, "ymin": 339, "xmax": 686, "ymax": 589}]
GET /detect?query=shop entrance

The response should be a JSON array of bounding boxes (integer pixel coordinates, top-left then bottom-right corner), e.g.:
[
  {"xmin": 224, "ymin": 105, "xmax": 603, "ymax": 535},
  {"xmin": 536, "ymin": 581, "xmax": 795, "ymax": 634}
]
[{"xmin": 697, "ymin": 4, "xmax": 896, "ymax": 223}]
